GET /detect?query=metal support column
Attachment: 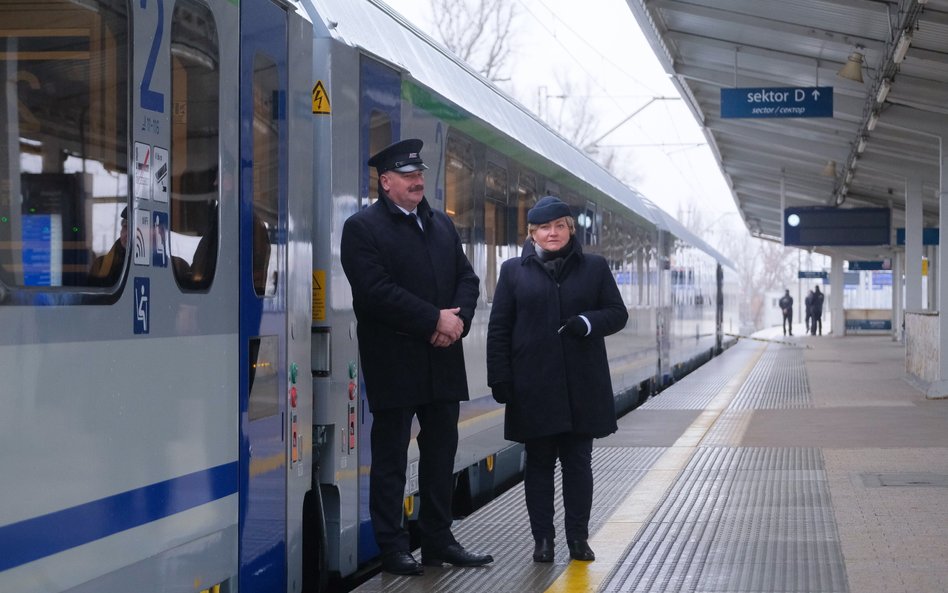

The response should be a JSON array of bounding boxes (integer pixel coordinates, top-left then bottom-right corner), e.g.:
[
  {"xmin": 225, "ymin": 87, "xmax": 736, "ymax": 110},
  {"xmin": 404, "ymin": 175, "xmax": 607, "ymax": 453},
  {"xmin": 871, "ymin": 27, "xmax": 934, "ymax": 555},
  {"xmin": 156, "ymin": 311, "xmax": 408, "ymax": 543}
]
[
  {"xmin": 830, "ymin": 253, "xmax": 844, "ymax": 336},
  {"xmin": 930, "ymin": 133, "xmax": 948, "ymax": 397}
]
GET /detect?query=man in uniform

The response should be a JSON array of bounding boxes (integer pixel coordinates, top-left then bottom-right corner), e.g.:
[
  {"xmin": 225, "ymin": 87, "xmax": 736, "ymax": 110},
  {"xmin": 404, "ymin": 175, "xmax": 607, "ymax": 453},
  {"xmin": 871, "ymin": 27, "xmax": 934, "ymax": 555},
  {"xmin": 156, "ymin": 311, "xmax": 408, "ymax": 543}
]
[{"xmin": 340, "ymin": 139, "xmax": 492, "ymax": 576}]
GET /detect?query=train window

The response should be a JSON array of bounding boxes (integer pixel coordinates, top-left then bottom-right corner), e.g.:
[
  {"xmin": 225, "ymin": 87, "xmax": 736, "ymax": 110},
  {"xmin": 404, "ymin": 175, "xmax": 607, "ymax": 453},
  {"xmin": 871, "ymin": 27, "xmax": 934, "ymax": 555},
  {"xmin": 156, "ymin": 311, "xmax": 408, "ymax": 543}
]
[
  {"xmin": 248, "ymin": 336, "xmax": 279, "ymax": 421},
  {"xmin": 445, "ymin": 135, "xmax": 475, "ymax": 258},
  {"xmin": 0, "ymin": 0, "xmax": 129, "ymax": 297},
  {"xmin": 582, "ymin": 200, "xmax": 600, "ymax": 248},
  {"xmin": 513, "ymin": 171, "xmax": 537, "ymax": 246},
  {"xmin": 484, "ymin": 160, "xmax": 507, "ymax": 300},
  {"xmin": 170, "ymin": 0, "xmax": 220, "ymax": 292},
  {"xmin": 251, "ymin": 53, "xmax": 280, "ymax": 297},
  {"xmin": 367, "ymin": 111, "xmax": 392, "ymax": 205}
]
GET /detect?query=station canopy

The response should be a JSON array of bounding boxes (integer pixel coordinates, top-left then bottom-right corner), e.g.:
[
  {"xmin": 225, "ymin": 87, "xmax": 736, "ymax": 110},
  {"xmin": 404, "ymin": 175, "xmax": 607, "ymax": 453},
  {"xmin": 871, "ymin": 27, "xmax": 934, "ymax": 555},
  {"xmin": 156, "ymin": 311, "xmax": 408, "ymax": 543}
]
[{"xmin": 627, "ymin": 0, "xmax": 948, "ymax": 260}]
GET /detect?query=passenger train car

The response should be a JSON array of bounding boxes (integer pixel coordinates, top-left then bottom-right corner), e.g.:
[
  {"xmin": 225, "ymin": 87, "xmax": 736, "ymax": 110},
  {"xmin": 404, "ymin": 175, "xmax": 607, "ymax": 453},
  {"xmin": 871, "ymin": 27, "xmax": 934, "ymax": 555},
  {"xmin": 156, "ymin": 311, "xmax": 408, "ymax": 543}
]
[{"xmin": 0, "ymin": 0, "xmax": 737, "ymax": 592}]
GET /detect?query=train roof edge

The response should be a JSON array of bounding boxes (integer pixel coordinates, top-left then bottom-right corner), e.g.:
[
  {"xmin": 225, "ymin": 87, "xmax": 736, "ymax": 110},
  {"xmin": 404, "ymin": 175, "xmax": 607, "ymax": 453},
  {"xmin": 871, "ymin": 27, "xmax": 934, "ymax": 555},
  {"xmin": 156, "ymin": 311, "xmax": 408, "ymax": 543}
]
[{"xmin": 300, "ymin": 0, "xmax": 659, "ymax": 225}]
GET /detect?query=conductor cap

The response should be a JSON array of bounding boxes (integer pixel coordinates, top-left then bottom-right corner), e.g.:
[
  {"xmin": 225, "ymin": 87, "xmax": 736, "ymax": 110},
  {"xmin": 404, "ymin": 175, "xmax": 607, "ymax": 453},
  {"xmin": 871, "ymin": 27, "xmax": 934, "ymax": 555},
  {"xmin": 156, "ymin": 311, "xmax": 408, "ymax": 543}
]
[{"xmin": 367, "ymin": 138, "xmax": 429, "ymax": 175}]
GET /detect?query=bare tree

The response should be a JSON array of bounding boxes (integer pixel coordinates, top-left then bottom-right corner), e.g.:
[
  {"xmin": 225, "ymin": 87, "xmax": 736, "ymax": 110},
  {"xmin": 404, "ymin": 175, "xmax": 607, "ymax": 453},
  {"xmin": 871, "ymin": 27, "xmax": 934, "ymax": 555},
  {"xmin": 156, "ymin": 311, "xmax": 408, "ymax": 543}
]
[
  {"xmin": 720, "ymin": 233, "xmax": 797, "ymax": 332},
  {"xmin": 425, "ymin": 1, "xmax": 628, "ymax": 178},
  {"xmin": 429, "ymin": 0, "xmax": 517, "ymax": 83},
  {"xmin": 539, "ymin": 72, "xmax": 628, "ymax": 177},
  {"xmin": 679, "ymin": 204, "xmax": 796, "ymax": 333}
]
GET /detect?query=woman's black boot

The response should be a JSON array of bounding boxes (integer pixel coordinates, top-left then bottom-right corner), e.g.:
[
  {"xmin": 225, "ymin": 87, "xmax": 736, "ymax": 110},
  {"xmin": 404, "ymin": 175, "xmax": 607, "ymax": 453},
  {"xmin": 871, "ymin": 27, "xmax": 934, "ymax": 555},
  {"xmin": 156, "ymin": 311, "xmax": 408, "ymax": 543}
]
[
  {"xmin": 567, "ymin": 540, "xmax": 595, "ymax": 561},
  {"xmin": 533, "ymin": 537, "xmax": 554, "ymax": 562}
]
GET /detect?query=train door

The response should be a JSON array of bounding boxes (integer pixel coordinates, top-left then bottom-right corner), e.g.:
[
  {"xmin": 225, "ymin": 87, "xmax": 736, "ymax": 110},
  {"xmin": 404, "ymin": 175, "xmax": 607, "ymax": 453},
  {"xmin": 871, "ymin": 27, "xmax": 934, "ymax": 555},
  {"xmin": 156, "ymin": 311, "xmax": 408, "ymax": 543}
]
[
  {"xmin": 356, "ymin": 57, "xmax": 401, "ymax": 562},
  {"xmin": 239, "ymin": 2, "xmax": 289, "ymax": 591},
  {"xmin": 715, "ymin": 263, "xmax": 724, "ymax": 354}
]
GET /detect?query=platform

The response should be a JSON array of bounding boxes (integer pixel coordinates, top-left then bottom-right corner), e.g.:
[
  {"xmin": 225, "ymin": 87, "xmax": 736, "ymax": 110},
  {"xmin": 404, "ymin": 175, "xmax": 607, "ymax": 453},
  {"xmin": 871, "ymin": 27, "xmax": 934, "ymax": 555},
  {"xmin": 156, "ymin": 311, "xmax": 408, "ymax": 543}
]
[{"xmin": 352, "ymin": 329, "xmax": 948, "ymax": 593}]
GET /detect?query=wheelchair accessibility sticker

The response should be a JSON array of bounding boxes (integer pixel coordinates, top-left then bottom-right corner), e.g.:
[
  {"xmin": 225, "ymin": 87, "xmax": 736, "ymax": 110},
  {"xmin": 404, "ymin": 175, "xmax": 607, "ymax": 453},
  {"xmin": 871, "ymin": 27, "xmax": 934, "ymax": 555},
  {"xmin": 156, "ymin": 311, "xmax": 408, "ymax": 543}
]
[{"xmin": 134, "ymin": 277, "xmax": 150, "ymax": 335}]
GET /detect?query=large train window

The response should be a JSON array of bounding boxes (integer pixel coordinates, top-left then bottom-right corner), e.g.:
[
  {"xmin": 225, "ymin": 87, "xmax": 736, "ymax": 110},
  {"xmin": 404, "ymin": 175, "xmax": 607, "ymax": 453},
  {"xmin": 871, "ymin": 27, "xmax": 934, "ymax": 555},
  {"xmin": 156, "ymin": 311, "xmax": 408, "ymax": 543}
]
[
  {"xmin": 513, "ymin": 170, "xmax": 536, "ymax": 246},
  {"xmin": 0, "ymin": 0, "xmax": 128, "ymax": 297},
  {"xmin": 367, "ymin": 111, "xmax": 391, "ymax": 205},
  {"xmin": 582, "ymin": 199, "xmax": 600, "ymax": 248},
  {"xmin": 445, "ymin": 134, "xmax": 474, "ymax": 257},
  {"xmin": 170, "ymin": 0, "xmax": 219, "ymax": 291},
  {"xmin": 484, "ymin": 160, "xmax": 507, "ymax": 300},
  {"xmin": 251, "ymin": 54, "xmax": 279, "ymax": 297}
]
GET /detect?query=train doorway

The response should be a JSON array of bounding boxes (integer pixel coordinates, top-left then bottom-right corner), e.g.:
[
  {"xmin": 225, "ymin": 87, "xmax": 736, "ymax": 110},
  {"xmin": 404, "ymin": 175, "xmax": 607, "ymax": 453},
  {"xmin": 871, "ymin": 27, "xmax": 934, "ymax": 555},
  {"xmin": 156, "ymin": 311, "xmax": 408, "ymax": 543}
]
[
  {"xmin": 355, "ymin": 57, "xmax": 402, "ymax": 563},
  {"xmin": 239, "ymin": 1, "xmax": 290, "ymax": 592}
]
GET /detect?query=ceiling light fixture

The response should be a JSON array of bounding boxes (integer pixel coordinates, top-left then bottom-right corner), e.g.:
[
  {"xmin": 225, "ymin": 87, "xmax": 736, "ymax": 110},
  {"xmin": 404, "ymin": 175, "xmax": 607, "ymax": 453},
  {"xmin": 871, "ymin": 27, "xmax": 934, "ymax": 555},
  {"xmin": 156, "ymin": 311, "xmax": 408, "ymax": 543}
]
[
  {"xmin": 893, "ymin": 31, "xmax": 913, "ymax": 63},
  {"xmin": 876, "ymin": 79, "xmax": 892, "ymax": 103},
  {"xmin": 837, "ymin": 49, "xmax": 865, "ymax": 83},
  {"xmin": 868, "ymin": 111, "xmax": 880, "ymax": 131},
  {"xmin": 857, "ymin": 136, "xmax": 868, "ymax": 154}
]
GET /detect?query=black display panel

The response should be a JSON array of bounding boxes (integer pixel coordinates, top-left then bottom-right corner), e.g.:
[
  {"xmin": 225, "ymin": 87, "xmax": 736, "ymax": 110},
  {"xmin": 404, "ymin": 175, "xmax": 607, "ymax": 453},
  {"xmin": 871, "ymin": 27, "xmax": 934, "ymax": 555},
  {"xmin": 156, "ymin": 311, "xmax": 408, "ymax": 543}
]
[{"xmin": 784, "ymin": 207, "xmax": 890, "ymax": 247}]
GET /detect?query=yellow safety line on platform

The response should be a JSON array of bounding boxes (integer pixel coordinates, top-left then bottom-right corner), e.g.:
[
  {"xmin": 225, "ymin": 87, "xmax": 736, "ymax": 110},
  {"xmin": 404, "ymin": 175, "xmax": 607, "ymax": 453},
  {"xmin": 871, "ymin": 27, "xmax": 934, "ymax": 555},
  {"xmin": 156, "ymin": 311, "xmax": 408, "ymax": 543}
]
[{"xmin": 543, "ymin": 343, "xmax": 767, "ymax": 593}]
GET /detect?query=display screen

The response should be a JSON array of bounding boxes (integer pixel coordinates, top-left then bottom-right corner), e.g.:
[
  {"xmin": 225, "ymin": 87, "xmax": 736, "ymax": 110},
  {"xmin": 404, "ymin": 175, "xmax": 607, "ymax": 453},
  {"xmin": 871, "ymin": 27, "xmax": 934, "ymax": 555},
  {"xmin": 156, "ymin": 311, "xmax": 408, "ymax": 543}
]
[{"xmin": 784, "ymin": 207, "xmax": 890, "ymax": 247}]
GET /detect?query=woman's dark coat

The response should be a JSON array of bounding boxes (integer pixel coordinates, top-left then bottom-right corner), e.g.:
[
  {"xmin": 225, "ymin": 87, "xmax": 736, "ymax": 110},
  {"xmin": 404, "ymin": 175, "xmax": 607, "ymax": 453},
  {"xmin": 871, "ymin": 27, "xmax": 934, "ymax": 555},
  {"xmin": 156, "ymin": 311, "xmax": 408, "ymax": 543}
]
[
  {"xmin": 486, "ymin": 237, "xmax": 628, "ymax": 442},
  {"xmin": 341, "ymin": 192, "xmax": 479, "ymax": 412}
]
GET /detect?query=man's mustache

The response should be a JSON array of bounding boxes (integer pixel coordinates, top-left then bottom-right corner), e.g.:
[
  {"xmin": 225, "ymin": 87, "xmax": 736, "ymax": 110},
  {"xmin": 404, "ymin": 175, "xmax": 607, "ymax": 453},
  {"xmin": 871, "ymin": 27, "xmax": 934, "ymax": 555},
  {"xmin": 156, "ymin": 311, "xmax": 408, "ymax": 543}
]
[{"xmin": 409, "ymin": 184, "xmax": 424, "ymax": 192}]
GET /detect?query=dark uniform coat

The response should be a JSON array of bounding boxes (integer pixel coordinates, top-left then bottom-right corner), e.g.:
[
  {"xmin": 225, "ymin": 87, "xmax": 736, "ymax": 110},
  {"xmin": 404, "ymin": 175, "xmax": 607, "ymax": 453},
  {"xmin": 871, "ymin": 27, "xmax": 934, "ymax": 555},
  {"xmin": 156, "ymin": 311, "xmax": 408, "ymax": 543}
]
[
  {"xmin": 340, "ymin": 192, "xmax": 479, "ymax": 412},
  {"xmin": 486, "ymin": 238, "xmax": 628, "ymax": 442}
]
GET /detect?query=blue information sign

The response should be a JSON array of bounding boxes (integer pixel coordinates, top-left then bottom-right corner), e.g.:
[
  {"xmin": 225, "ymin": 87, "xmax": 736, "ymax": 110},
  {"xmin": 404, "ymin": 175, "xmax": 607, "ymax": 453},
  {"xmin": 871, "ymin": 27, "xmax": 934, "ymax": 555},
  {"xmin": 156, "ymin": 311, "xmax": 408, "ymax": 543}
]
[
  {"xmin": 896, "ymin": 228, "xmax": 939, "ymax": 246},
  {"xmin": 799, "ymin": 271, "xmax": 827, "ymax": 279},
  {"xmin": 849, "ymin": 260, "xmax": 891, "ymax": 271},
  {"xmin": 721, "ymin": 86, "xmax": 833, "ymax": 119}
]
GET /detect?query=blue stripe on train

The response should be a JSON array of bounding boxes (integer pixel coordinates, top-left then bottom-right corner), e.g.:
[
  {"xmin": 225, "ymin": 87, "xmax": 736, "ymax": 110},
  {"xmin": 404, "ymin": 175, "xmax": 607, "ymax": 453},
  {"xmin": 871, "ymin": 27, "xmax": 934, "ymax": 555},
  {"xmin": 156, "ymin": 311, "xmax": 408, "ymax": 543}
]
[{"xmin": 0, "ymin": 461, "xmax": 238, "ymax": 571}]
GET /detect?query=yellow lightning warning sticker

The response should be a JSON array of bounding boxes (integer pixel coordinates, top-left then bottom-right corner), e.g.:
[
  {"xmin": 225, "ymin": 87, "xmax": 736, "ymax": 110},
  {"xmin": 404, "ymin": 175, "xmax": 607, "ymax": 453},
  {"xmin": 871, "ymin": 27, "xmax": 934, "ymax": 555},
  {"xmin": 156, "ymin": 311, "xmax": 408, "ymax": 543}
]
[
  {"xmin": 313, "ymin": 270, "xmax": 326, "ymax": 321},
  {"xmin": 312, "ymin": 81, "xmax": 331, "ymax": 115}
]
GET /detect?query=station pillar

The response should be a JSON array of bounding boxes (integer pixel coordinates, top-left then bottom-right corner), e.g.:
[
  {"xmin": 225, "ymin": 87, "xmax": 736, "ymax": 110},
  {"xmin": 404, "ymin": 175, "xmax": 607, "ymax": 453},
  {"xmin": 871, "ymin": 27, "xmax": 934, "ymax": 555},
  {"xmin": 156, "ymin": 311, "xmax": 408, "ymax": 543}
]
[{"xmin": 830, "ymin": 254, "xmax": 845, "ymax": 337}]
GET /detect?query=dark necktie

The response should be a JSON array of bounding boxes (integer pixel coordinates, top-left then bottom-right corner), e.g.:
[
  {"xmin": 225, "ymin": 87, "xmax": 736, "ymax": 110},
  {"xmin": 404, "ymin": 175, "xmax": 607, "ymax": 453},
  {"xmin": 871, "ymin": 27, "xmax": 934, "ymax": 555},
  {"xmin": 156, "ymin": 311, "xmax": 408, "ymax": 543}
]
[{"xmin": 410, "ymin": 212, "xmax": 423, "ymax": 232}]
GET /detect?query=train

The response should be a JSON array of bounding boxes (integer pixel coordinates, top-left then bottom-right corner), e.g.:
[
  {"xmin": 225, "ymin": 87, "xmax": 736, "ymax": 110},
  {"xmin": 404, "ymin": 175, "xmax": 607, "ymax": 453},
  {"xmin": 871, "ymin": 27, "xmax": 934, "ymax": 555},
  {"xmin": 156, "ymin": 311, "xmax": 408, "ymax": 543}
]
[{"xmin": 0, "ymin": 0, "xmax": 739, "ymax": 592}]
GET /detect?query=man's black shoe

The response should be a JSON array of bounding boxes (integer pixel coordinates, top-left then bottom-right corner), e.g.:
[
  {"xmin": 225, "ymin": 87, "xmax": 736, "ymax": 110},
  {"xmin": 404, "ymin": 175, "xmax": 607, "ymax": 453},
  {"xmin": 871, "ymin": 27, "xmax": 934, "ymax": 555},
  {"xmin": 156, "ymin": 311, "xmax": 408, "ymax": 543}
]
[
  {"xmin": 533, "ymin": 537, "xmax": 554, "ymax": 562},
  {"xmin": 380, "ymin": 551, "xmax": 423, "ymax": 575},
  {"xmin": 567, "ymin": 540, "xmax": 595, "ymax": 561},
  {"xmin": 422, "ymin": 543, "xmax": 493, "ymax": 567}
]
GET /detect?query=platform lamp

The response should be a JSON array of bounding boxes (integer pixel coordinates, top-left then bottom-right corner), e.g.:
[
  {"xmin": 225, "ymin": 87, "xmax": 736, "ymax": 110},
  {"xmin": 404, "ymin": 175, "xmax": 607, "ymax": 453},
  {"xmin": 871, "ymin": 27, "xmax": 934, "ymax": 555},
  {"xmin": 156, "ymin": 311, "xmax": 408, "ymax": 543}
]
[
  {"xmin": 837, "ymin": 48, "xmax": 865, "ymax": 83},
  {"xmin": 821, "ymin": 160, "xmax": 838, "ymax": 177}
]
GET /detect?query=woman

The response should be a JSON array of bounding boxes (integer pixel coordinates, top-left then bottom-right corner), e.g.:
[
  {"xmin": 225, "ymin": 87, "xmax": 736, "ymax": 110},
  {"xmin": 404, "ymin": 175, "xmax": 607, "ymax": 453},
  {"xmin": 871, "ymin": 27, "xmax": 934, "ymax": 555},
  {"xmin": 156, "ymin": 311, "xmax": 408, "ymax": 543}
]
[{"xmin": 486, "ymin": 195, "xmax": 628, "ymax": 563}]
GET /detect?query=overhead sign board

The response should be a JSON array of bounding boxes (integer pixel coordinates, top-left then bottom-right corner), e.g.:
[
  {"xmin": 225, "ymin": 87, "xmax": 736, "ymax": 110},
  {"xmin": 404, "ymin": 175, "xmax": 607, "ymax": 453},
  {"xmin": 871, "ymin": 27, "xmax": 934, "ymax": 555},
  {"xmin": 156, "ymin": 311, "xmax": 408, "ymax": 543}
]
[
  {"xmin": 799, "ymin": 271, "xmax": 828, "ymax": 279},
  {"xmin": 896, "ymin": 228, "xmax": 939, "ymax": 246},
  {"xmin": 848, "ymin": 260, "xmax": 891, "ymax": 271},
  {"xmin": 784, "ymin": 207, "xmax": 890, "ymax": 247},
  {"xmin": 721, "ymin": 86, "xmax": 833, "ymax": 119}
]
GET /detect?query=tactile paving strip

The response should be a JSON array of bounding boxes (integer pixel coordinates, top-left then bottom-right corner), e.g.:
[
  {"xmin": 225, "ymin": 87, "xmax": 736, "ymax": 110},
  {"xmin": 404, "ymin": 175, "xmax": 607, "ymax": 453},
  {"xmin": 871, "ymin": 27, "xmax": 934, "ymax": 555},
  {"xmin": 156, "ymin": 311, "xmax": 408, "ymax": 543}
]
[
  {"xmin": 600, "ymin": 447, "xmax": 848, "ymax": 593},
  {"xmin": 642, "ymin": 344, "xmax": 764, "ymax": 410},
  {"xmin": 355, "ymin": 447, "xmax": 665, "ymax": 593},
  {"xmin": 729, "ymin": 346, "xmax": 811, "ymax": 410}
]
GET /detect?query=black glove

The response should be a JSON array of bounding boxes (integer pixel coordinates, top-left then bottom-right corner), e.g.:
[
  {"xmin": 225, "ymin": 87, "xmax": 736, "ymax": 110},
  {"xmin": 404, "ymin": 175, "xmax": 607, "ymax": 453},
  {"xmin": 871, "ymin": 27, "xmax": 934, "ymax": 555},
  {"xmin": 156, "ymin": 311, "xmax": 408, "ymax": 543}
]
[
  {"xmin": 559, "ymin": 316, "xmax": 588, "ymax": 337},
  {"xmin": 491, "ymin": 382, "xmax": 513, "ymax": 404}
]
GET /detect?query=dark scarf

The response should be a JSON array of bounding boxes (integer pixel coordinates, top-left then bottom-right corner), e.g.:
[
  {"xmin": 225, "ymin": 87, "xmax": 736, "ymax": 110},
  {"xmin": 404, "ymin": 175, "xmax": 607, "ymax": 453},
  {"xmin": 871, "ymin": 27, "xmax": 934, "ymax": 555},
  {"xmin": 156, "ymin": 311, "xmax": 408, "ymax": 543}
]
[{"xmin": 536, "ymin": 237, "xmax": 574, "ymax": 281}]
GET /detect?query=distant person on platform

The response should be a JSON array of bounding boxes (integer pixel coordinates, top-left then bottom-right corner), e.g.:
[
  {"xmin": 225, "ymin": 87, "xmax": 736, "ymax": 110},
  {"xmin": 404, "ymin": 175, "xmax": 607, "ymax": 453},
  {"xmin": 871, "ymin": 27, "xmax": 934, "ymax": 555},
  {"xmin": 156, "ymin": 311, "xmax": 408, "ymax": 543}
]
[
  {"xmin": 340, "ymin": 138, "xmax": 492, "ymax": 576},
  {"xmin": 778, "ymin": 289, "xmax": 793, "ymax": 336},
  {"xmin": 810, "ymin": 285, "xmax": 824, "ymax": 336},
  {"xmin": 804, "ymin": 290, "xmax": 814, "ymax": 334}
]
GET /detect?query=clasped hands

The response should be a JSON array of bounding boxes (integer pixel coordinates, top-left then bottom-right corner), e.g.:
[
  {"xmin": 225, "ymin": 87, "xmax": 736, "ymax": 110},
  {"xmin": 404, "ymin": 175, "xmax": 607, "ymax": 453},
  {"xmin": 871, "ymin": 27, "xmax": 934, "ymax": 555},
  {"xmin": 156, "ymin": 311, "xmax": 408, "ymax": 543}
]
[{"xmin": 430, "ymin": 307, "xmax": 463, "ymax": 348}]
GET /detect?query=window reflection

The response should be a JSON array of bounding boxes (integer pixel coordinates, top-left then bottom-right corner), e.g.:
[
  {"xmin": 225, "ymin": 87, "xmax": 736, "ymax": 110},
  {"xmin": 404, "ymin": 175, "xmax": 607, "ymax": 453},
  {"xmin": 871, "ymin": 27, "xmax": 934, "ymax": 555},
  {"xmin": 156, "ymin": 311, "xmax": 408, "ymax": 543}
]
[
  {"xmin": 171, "ymin": 0, "xmax": 220, "ymax": 291},
  {"xmin": 0, "ymin": 0, "xmax": 129, "ymax": 295}
]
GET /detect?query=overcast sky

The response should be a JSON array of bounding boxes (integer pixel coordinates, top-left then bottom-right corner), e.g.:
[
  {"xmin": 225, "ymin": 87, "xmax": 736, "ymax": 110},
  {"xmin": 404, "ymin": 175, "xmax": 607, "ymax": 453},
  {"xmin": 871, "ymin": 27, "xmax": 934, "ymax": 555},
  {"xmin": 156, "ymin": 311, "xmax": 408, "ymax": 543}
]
[{"xmin": 382, "ymin": 0, "xmax": 742, "ymax": 232}]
